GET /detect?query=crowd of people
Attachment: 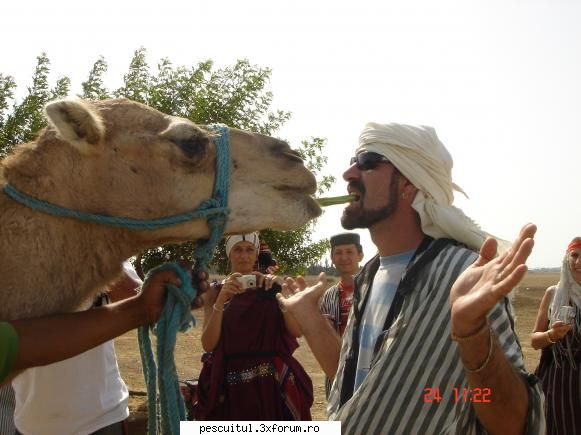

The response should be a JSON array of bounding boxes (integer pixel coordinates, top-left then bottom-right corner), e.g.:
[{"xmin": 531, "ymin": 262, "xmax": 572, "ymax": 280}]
[{"xmin": 0, "ymin": 121, "xmax": 578, "ymax": 434}]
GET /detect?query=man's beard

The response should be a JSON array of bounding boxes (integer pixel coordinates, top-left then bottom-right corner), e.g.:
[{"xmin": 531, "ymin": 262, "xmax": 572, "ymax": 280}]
[{"xmin": 341, "ymin": 174, "xmax": 399, "ymax": 230}]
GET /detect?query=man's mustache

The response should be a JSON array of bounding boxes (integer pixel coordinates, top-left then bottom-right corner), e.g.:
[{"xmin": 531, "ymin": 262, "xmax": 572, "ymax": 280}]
[{"xmin": 348, "ymin": 180, "xmax": 365, "ymax": 195}]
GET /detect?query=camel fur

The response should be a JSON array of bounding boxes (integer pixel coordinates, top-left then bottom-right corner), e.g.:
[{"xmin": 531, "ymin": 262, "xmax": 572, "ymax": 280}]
[{"xmin": 0, "ymin": 98, "xmax": 320, "ymax": 320}]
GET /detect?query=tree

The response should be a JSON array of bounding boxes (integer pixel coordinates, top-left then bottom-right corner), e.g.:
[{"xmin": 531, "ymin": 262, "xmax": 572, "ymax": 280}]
[
  {"xmin": 0, "ymin": 49, "xmax": 335, "ymax": 275},
  {"xmin": 80, "ymin": 56, "xmax": 110, "ymax": 100},
  {"xmin": 0, "ymin": 53, "xmax": 70, "ymax": 158}
]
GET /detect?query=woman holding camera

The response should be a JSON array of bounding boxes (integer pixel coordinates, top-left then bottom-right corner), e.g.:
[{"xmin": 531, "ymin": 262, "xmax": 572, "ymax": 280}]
[
  {"xmin": 195, "ymin": 233, "xmax": 313, "ymax": 421},
  {"xmin": 532, "ymin": 237, "xmax": 581, "ymax": 434}
]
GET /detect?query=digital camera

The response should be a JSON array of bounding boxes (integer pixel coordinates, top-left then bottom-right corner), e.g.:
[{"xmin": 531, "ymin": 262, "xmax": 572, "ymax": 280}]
[
  {"xmin": 237, "ymin": 274, "xmax": 257, "ymax": 289},
  {"xmin": 556, "ymin": 305, "xmax": 576, "ymax": 324}
]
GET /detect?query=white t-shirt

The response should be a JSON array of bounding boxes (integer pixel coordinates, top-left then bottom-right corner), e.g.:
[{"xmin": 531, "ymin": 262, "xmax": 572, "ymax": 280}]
[
  {"xmin": 123, "ymin": 260, "xmax": 141, "ymax": 283},
  {"xmin": 12, "ymin": 261, "xmax": 140, "ymax": 435},
  {"xmin": 12, "ymin": 341, "xmax": 129, "ymax": 435},
  {"xmin": 354, "ymin": 249, "xmax": 414, "ymax": 391}
]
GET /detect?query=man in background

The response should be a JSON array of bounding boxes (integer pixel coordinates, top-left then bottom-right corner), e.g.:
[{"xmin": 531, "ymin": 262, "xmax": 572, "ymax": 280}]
[{"xmin": 319, "ymin": 233, "xmax": 363, "ymax": 398}]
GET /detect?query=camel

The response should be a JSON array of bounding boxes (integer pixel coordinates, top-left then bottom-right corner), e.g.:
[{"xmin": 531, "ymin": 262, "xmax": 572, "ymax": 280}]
[{"xmin": 0, "ymin": 98, "xmax": 321, "ymax": 320}]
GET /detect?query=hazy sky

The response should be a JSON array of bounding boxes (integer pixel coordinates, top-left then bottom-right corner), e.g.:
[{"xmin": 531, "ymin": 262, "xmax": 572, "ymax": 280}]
[{"xmin": 2, "ymin": 0, "xmax": 579, "ymax": 268}]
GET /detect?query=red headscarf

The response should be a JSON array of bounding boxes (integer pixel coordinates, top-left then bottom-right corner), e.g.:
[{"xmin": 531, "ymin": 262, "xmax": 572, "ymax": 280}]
[{"xmin": 567, "ymin": 240, "xmax": 581, "ymax": 253}]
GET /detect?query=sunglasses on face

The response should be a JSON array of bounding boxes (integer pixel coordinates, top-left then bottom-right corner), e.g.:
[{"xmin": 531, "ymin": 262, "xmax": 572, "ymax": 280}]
[{"xmin": 349, "ymin": 151, "xmax": 391, "ymax": 170}]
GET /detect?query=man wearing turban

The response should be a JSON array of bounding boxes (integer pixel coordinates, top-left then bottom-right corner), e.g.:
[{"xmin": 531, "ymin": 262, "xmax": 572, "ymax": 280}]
[{"xmin": 279, "ymin": 123, "xmax": 544, "ymax": 434}]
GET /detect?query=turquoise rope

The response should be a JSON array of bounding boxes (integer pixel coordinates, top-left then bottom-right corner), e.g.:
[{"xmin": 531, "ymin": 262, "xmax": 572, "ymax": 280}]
[
  {"xmin": 3, "ymin": 123, "xmax": 232, "ymax": 434},
  {"xmin": 191, "ymin": 125, "xmax": 230, "ymax": 270},
  {"xmin": 2, "ymin": 125, "xmax": 231, "ymax": 231},
  {"xmin": 137, "ymin": 124, "xmax": 231, "ymax": 434},
  {"xmin": 2, "ymin": 182, "xmax": 228, "ymax": 230},
  {"xmin": 138, "ymin": 263, "xmax": 195, "ymax": 435}
]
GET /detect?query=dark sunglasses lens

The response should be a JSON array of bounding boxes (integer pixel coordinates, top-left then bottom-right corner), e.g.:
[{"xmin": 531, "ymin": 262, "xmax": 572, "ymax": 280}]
[{"xmin": 351, "ymin": 152, "xmax": 386, "ymax": 170}]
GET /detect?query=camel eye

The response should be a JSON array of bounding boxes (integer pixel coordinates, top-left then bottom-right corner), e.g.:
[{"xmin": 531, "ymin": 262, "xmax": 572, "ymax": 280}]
[
  {"xmin": 171, "ymin": 135, "xmax": 209, "ymax": 159},
  {"xmin": 161, "ymin": 122, "xmax": 210, "ymax": 160}
]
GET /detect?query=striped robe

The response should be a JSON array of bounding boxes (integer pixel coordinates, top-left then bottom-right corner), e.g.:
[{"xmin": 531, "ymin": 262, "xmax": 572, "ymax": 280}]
[
  {"xmin": 0, "ymin": 384, "xmax": 15, "ymax": 435},
  {"xmin": 319, "ymin": 284, "xmax": 341, "ymax": 397},
  {"xmin": 327, "ymin": 240, "xmax": 545, "ymax": 434}
]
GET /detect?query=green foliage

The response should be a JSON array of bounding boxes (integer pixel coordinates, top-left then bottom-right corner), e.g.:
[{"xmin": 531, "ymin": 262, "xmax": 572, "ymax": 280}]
[
  {"xmin": 111, "ymin": 48, "xmax": 291, "ymax": 133},
  {"xmin": 298, "ymin": 137, "xmax": 335, "ymax": 196},
  {"xmin": 0, "ymin": 74, "xmax": 16, "ymax": 127},
  {"xmin": 0, "ymin": 53, "xmax": 70, "ymax": 158},
  {"xmin": 80, "ymin": 56, "xmax": 110, "ymax": 100},
  {"xmin": 0, "ymin": 49, "xmax": 335, "ymax": 275}
]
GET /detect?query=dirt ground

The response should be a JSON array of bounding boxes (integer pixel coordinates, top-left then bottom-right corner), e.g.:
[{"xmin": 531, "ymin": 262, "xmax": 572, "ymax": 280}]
[{"xmin": 116, "ymin": 272, "xmax": 558, "ymax": 432}]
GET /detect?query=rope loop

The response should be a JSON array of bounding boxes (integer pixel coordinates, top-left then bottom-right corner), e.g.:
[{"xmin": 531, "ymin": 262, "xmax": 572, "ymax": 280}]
[{"xmin": 138, "ymin": 123, "xmax": 231, "ymax": 434}]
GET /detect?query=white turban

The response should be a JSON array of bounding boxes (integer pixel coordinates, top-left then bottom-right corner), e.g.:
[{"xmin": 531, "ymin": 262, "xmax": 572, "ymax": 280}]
[
  {"xmin": 225, "ymin": 232, "xmax": 260, "ymax": 258},
  {"xmin": 358, "ymin": 122, "xmax": 508, "ymax": 253}
]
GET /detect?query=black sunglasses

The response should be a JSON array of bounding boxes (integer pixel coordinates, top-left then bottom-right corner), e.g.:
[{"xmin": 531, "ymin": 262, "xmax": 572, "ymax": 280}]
[{"xmin": 350, "ymin": 151, "xmax": 391, "ymax": 170}]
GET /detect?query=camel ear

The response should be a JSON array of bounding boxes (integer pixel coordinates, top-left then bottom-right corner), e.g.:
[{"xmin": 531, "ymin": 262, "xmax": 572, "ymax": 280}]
[{"xmin": 45, "ymin": 99, "xmax": 105, "ymax": 153}]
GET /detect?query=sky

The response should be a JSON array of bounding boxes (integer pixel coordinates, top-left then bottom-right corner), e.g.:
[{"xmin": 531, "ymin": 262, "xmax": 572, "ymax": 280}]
[{"xmin": 2, "ymin": 0, "xmax": 580, "ymax": 268}]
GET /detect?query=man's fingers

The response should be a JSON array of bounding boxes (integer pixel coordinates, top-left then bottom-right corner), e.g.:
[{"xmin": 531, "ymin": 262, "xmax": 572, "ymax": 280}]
[
  {"xmin": 296, "ymin": 276, "xmax": 307, "ymax": 291},
  {"xmin": 193, "ymin": 269, "xmax": 209, "ymax": 294},
  {"xmin": 474, "ymin": 237, "xmax": 498, "ymax": 267},
  {"xmin": 491, "ymin": 263, "xmax": 528, "ymax": 299},
  {"xmin": 149, "ymin": 269, "xmax": 182, "ymax": 287},
  {"xmin": 309, "ymin": 278, "xmax": 329, "ymax": 301},
  {"xmin": 279, "ymin": 282, "xmax": 292, "ymax": 298},
  {"xmin": 191, "ymin": 295, "xmax": 204, "ymax": 309},
  {"xmin": 521, "ymin": 223, "xmax": 537, "ymax": 239},
  {"xmin": 197, "ymin": 279, "xmax": 208, "ymax": 294},
  {"xmin": 255, "ymin": 272, "xmax": 266, "ymax": 289},
  {"xmin": 501, "ymin": 238, "xmax": 535, "ymax": 277},
  {"xmin": 500, "ymin": 223, "xmax": 537, "ymax": 269},
  {"xmin": 275, "ymin": 292, "xmax": 287, "ymax": 308},
  {"xmin": 284, "ymin": 277, "xmax": 299, "ymax": 293},
  {"xmin": 195, "ymin": 269, "xmax": 208, "ymax": 281}
]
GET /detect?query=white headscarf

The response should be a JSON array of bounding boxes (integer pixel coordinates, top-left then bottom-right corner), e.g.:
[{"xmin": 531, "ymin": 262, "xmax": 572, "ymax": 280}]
[
  {"xmin": 550, "ymin": 250, "xmax": 581, "ymax": 366},
  {"xmin": 225, "ymin": 232, "xmax": 260, "ymax": 258},
  {"xmin": 358, "ymin": 122, "xmax": 508, "ymax": 253},
  {"xmin": 550, "ymin": 252, "xmax": 581, "ymax": 323}
]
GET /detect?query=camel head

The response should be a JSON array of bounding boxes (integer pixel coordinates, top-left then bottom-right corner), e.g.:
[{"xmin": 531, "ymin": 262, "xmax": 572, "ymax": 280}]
[{"xmin": 2, "ymin": 98, "xmax": 322, "ymax": 248}]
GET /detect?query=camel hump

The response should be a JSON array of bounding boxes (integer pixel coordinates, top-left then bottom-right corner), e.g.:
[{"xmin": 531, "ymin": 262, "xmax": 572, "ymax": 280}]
[{"xmin": 45, "ymin": 99, "xmax": 105, "ymax": 152}]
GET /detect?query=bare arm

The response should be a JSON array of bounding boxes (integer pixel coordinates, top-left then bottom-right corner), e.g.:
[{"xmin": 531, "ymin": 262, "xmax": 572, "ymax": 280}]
[
  {"xmin": 281, "ymin": 294, "xmax": 303, "ymax": 338},
  {"xmin": 281, "ymin": 310, "xmax": 302, "ymax": 338},
  {"xmin": 277, "ymin": 273, "xmax": 341, "ymax": 379},
  {"xmin": 2, "ymin": 269, "xmax": 179, "ymax": 386},
  {"xmin": 530, "ymin": 287, "xmax": 572, "ymax": 350},
  {"xmin": 450, "ymin": 223, "xmax": 538, "ymax": 435},
  {"xmin": 200, "ymin": 277, "xmax": 241, "ymax": 352},
  {"xmin": 201, "ymin": 284, "xmax": 219, "ymax": 329}
]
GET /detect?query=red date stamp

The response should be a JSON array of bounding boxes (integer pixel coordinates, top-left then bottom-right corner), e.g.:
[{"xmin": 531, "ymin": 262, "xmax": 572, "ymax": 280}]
[{"xmin": 423, "ymin": 387, "xmax": 492, "ymax": 403}]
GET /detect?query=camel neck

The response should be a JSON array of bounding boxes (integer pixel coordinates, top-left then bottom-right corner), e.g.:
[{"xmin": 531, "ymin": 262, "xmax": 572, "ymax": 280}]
[{"xmin": 0, "ymin": 198, "xmax": 136, "ymax": 319}]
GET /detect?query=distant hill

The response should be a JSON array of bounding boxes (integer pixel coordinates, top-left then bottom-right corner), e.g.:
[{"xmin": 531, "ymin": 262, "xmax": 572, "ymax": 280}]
[{"xmin": 529, "ymin": 267, "xmax": 560, "ymax": 273}]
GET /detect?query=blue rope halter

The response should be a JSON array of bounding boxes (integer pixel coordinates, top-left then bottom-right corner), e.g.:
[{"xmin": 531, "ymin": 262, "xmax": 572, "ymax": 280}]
[
  {"xmin": 2, "ymin": 126, "xmax": 230, "ymax": 230},
  {"xmin": 3, "ymin": 124, "xmax": 232, "ymax": 434}
]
